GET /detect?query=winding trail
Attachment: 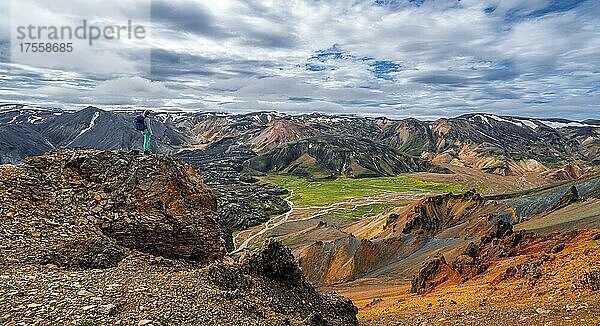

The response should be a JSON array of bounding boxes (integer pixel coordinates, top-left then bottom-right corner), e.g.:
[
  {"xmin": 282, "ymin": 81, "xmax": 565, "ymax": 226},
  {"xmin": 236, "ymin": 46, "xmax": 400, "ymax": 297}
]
[
  {"xmin": 231, "ymin": 191, "xmax": 434, "ymax": 253},
  {"xmin": 231, "ymin": 191, "xmax": 295, "ymax": 254}
]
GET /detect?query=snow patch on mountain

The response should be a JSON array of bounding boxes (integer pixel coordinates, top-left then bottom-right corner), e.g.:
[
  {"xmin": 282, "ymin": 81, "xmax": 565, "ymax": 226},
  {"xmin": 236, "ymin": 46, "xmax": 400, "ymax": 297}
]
[
  {"xmin": 487, "ymin": 115, "xmax": 542, "ymax": 130},
  {"xmin": 468, "ymin": 114, "xmax": 491, "ymax": 126},
  {"xmin": 487, "ymin": 114, "xmax": 523, "ymax": 127},
  {"xmin": 68, "ymin": 111, "xmax": 100, "ymax": 145},
  {"xmin": 27, "ymin": 115, "xmax": 44, "ymax": 124},
  {"xmin": 518, "ymin": 119, "xmax": 538, "ymax": 129},
  {"xmin": 539, "ymin": 120, "xmax": 595, "ymax": 129}
]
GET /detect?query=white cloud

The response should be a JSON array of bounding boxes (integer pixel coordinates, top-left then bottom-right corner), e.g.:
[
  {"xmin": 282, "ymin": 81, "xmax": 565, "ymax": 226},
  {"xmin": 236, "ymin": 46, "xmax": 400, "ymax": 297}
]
[{"xmin": 33, "ymin": 77, "xmax": 176, "ymax": 106}]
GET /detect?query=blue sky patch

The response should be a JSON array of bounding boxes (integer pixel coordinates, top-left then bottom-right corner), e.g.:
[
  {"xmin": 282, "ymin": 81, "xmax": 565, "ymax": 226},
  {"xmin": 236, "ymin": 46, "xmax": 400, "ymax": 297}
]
[
  {"xmin": 484, "ymin": 6, "xmax": 496, "ymax": 15},
  {"xmin": 370, "ymin": 61, "xmax": 402, "ymax": 80},
  {"xmin": 307, "ymin": 45, "xmax": 401, "ymax": 80},
  {"xmin": 503, "ymin": 0, "xmax": 588, "ymax": 22}
]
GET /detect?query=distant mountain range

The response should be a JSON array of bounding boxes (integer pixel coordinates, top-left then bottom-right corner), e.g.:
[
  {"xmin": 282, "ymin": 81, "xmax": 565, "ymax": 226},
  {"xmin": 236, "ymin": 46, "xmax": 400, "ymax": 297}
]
[
  {"xmin": 0, "ymin": 104, "xmax": 187, "ymax": 164},
  {"xmin": 1, "ymin": 104, "xmax": 598, "ymax": 179}
]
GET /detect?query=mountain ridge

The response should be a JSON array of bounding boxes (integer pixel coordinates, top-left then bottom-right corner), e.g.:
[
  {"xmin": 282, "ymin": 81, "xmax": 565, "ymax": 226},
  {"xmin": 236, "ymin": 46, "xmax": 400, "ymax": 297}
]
[{"xmin": 2, "ymin": 105, "xmax": 597, "ymax": 174}]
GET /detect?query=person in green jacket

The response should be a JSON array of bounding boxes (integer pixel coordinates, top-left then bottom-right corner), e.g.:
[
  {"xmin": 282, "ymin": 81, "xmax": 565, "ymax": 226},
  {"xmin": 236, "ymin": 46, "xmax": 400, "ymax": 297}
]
[{"xmin": 142, "ymin": 109, "xmax": 153, "ymax": 154}]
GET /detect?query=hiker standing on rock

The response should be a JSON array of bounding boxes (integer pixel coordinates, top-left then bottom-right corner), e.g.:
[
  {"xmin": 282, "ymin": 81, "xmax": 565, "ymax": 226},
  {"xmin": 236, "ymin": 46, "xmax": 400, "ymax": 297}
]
[{"xmin": 134, "ymin": 110, "xmax": 153, "ymax": 154}]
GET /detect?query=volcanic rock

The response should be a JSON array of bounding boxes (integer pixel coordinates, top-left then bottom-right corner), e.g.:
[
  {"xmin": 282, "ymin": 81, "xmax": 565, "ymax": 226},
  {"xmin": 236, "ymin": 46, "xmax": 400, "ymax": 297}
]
[
  {"xmin": 410, "ymin": 254, "xmax": 457, "ymax": 294},
  {"xmin": 0, "ymin": 148, "xmax": 225, "ymax": 265},
  {"xmin": 481, "ymin": 219, "xmax": 514, "ymax": 244},
  {"xmin": 175, "ymin": 138, "xmax": 291, "ymax": 250},
  {"xmin": 240, "ymin": 238, "xmax": 303, "ymax": 283},
  {"xmin": 402, "ymin": 190, "xmax": 487, "ymax": 236}
]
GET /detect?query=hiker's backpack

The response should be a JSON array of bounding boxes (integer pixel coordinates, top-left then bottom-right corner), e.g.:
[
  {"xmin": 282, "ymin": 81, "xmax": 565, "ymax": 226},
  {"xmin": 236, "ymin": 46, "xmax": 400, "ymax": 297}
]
[{"xmin": 134, "ymin": 115, "xmax": 146, "ymax": 131}]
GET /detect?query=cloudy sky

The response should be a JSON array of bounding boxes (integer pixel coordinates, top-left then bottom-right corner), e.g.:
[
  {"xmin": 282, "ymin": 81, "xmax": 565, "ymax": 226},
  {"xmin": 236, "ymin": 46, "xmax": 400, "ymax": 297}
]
[{"xmin": 0, "ymin": 0, "xmax": 599, "ymax": 119}]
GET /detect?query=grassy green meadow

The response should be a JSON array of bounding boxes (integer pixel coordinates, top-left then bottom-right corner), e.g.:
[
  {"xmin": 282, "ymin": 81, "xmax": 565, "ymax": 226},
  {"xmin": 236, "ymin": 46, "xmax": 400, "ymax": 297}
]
[{"xmin": 268, "ymin": 175, "xmax": 463, "ymax": 206}]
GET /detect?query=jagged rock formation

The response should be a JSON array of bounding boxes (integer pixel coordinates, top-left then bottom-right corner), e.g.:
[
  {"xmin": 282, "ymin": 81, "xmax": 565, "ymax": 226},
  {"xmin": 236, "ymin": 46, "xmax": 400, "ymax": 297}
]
[
  {"xmin": 410, "ymin": 254, "xmax": 458, "ymax": 294},
  {"xmin": 1, "ymin": 148, "xmax": 225, "ymax": 265},
  {"xmin": 401, "ymin": 189, "xmax": 486, "ymax": 236},
  {"xmin": 240, "ymin": 238, "xmax": 304, "ymax": 281},
  {"xmin": 0, "ymin": 149, "xmax": 358, "ymax": 325}
]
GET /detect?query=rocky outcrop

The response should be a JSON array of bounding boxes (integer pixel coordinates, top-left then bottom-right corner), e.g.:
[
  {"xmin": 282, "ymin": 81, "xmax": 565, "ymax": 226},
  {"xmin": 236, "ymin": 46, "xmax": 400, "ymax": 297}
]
[
  {"xmin": 452, "ymin": 247, "xmax": 486, "ymax": 281},
  {"xmin": 410, "ymin": 254, "xmax": 458, "ymax": 294},
  {"xmin": 239, "ymin": 239, "xmax": 359, "ymax": 325},
  {"xmin": 0, "ymin": 149, "xmax": 359, "ymax": 325},
  {"xmin": 480, "ymin": 219, "xmax": 514, "ymax": 244},
  {"xmin": 401, "ymin": 189, "xmax": 490, "ymax": 236},
  {"xmin": 1, "ymin": 148, "xmax": 225, "ymax": 266},
  {"xmin": 450, "ymin": 218, "xmax": 514, "ymax": 281},
  {"xmin": 240, "ymin": 237, "xmax": 304, "ymax": 283}
]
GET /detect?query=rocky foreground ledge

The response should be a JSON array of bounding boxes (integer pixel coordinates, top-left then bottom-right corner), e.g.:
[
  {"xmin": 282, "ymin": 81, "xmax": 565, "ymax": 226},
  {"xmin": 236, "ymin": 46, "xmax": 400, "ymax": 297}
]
[{"xmin": 0, "ymin": 149, "xmax": 358, "ymax": 325}]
